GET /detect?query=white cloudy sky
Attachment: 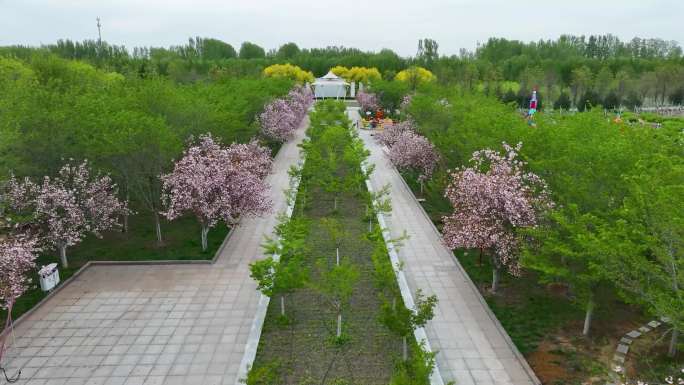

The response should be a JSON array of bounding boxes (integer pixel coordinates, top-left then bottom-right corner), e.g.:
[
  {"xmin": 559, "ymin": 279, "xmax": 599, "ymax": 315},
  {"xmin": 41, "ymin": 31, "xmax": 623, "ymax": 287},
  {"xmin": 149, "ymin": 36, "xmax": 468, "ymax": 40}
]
[{"xmin": 1, "ymin": 0, "xmax": 682, "ymax": 56}]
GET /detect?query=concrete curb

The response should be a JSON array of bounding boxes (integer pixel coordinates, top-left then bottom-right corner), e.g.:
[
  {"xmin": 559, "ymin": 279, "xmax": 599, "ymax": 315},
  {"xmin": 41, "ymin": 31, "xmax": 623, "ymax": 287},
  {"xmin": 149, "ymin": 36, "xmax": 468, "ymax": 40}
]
[
  {"xmin": 234, "ymin": 116, "xmax": 308, "ymax": 385},
  {"xmin": 391, "ymin": 159, "xmax": 542, "ymax": 385},
  {"xmin": 350, "ymin": 105, "xmax": 445, "ymax": 385},
  {"xmin": 362, "ymin": 161, "xmax": 446, "ymax": 385},
  {"xmin": 234, "ymin": 163, "xmax": 303, "ymax": 385}
]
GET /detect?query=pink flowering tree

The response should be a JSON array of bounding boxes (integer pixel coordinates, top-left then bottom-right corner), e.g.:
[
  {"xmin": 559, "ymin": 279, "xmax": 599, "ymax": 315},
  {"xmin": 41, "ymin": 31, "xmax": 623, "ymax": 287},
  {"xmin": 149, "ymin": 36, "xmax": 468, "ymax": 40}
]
[
  {"xmin": 287, "ymin": 85, "xmax": 314, "ymax": 121},
  {"xmin": 375, "ymin": 119, "xmax": 417, "ymax": 148},
  {"xmin": 259, "ymin": 86, "xmax": 313, "ymax": 143},
  {"xmin": 387, "ymin": 131, "xmax": 440, "ymax": 191},
  {"xmin": 161, "ymin": 134, "xmax": 272, "ymax": 252},
  {"xmin": 442, "ymin": 143, "xmax": 553, "ymax": 293},
  {"xmin": 225, "ymin": 139, "xmax": 273, "ymax": 179},
  {"xmin": 6, "ymin": 161, "xmax": 128, "ymax": 268},
  {"xmin": 0, "ymin": 235, "xmax": 39, "ymax": 363},
  {"xmin": 259, "ymin": 99, "xmax": 298, "ymax": 143},
  {"xmin": 356, "ymin": 90, "xmax": 379, "ymax": 113}
]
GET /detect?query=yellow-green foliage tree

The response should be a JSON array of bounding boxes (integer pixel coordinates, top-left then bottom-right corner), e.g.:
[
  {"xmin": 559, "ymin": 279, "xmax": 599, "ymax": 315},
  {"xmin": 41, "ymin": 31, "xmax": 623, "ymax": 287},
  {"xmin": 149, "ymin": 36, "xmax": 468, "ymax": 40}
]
[
  {"xmin": 263, "ymin": 63, "xmax": 314, "ymax": 83},
  {"xmin": 395, "ymin": 66, "xmax": 436, "ymax": 89},
  {"xmin": 330, "ymin": 65, "xmax": 349, "ymax": 78},
  {"xmin": 330, "ymin": 66, "xmax": 382, "ymax": 83}
]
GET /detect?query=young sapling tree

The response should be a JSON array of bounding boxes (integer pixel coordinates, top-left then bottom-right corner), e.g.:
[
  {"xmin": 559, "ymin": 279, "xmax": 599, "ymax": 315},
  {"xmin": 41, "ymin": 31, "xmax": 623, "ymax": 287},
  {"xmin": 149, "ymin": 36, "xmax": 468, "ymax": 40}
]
[
  {"xmin": 381, "ymin": 289, "xmax": 438, "ymax": 361},
  {"xmin": 314, "ymin": 258, "xmax": 359, "ymax": 340}
]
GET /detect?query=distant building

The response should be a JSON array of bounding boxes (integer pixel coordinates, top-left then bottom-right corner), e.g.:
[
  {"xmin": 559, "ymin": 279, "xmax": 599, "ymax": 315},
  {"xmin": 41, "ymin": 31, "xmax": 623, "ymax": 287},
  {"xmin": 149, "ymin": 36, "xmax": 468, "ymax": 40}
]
[{"xmin": 313, "ymin": 71, "xmax": 349, "ymax": 99}]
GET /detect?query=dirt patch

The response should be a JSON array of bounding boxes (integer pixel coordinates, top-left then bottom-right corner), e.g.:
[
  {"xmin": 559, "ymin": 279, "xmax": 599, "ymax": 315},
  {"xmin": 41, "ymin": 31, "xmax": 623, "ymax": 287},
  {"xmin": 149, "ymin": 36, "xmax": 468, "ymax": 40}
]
[
  {"xmin": 524, "ymin": 310, "xmax": 647, "ymax": 384},
  {"xmin": 528, "ymin": 341, "xmax": 571, "ymax": 383}
]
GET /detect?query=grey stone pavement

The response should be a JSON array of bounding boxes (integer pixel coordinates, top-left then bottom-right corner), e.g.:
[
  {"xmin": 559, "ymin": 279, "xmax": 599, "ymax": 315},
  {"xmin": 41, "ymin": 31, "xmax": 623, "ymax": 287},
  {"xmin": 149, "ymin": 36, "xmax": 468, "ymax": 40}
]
[
  {"xmin": 349, "ymin": 107, "xmax": 540, "ymax": 385},
  {"xmin": 1, "ymin": 118, "xmax": 308, "ymax": 385}
]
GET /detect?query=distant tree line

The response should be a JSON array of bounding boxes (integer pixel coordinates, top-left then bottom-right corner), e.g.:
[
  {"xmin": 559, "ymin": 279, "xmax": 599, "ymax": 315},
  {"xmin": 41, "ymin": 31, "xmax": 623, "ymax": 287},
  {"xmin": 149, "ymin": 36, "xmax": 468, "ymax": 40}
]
[
  {"xmin": 2, "ymin": 34, "xmax": 683, "ymax": 107},
  {"xmin": 432, "ymin": 35, "xmax": 684, "ymax": 109}
]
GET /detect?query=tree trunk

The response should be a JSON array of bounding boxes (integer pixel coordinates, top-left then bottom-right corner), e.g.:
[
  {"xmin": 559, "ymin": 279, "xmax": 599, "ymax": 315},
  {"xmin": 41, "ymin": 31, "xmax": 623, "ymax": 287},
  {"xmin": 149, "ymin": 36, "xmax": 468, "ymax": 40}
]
[
  {"xmin": 402, "ymin": 336, "xmax": 408, "ymax": 361},
  {"xmin": 367, "ymin": 206, "xmax": 372, "ymax": 232},
  {"xmin": 668, "ymin": 327, "xmax": 679, "ymax": 357},
  {"xmin": 478, "ymin": 248, "xmax": 483, "ymax": 267},
  {"xmin": 336, "ymin": 312, "xmax": 342, "ymax": 338},
  {"xmin": 582, "ymin": 299, "xmax": 594, "ymax": 336},
  {"xmin": 336, "ymin": 247, "xmax": 340, "ymax": 266},
  {"xmin": 0, "ymin": 305, "xmax": 11, "ymax": 359},
  {"xmin": 300, "ymin": 186, "xmax": 307, "ymax": 216},
  {"xmin": 200, "ymin": 224, "xmax": 209, "ymax": 252},
  {"xmin": 491, "ymin": 266, "xmax": 500, "ymax": 293},
  {"xmin": 280, "ymin": 295, "xmax": 285, "ymax": 317},
  {"xmin": 59, "ymin": 244, "xmax": 68, "ymax": 268},
  {"xmin": 334, "ymin": 196, "xmax": 338, "ymax": 211},
  {"xmin": 420, "ymin": 180, "xmax": 424, "ymax": 195},
  {"xmin": 122, "ymin": 189, "xmax": 130, "ymax": 233},
  {"xmin": 668, "ymin": 255, "xmax": 678, "ymax": 357},
  {"xmin": 154, "ymin": 212, "xmax": 163, "ymax": 245}
]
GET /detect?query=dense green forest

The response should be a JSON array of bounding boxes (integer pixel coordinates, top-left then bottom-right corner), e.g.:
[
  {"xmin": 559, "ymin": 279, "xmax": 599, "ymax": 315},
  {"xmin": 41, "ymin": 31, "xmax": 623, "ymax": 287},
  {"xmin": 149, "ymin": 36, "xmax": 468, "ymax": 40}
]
[
  {"xmin": 0, "ymin": 54, "xmax": 293, "ymax": 179},
  {"xmin": 3, "ymin": 34, "xmax": 683, "ymax": 109}
]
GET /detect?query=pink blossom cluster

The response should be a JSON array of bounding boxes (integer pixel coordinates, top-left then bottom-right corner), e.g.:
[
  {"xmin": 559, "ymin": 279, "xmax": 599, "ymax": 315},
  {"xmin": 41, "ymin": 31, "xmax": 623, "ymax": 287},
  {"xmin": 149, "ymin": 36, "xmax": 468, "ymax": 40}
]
[
  {"xmin": 259, "ymin": 85, "xmax": 313, "ymax": 142},
  {"xmin": 0, "ymin": 235, "xmax": 38, "ymax": 311},
  {"xmin": 6, "ymin": 161, "xmax": 128, "ymax": 257},
  {"xmin": 387, "ymin": 131, "xmax": 440, "ymax": 182},
  {"xmin": 161, "ymin": 134, "xmax": 273, "ymax": 229},
  {"xmin": 400, "ymin": 94, "xmax": 413, "ymax": 111},
  {"xmin": 0, "ymin": 235, "xmax": 39, "ymax": 364},
  {"xmin": 375, "ymin": 119, "xmax": 417, "ymax": 148},
  {"xmin": 226, "ymin": 139, "xmax": 273, "ymax": 179},
  {"xmin": 376, "ymin": 119, "xmax": 439, "ymax": 181},
  {"xmin": 442, "ymin": 143, "xmax": 553, "ymax": 275},
  {"xmin": 287, "ymin": 85, "xmax": 314, "ymax": 120},
  {"xmin": 356, "ymin": 90, "xmax": 379, "ymax": 112}
]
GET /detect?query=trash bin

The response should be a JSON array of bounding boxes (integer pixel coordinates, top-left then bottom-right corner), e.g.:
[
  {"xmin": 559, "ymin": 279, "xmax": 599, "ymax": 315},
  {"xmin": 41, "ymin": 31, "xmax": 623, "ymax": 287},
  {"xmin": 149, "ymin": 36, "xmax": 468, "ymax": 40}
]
[{"xmin": 39, "ymin": 263, "xmax": 60, "ymax": 291}]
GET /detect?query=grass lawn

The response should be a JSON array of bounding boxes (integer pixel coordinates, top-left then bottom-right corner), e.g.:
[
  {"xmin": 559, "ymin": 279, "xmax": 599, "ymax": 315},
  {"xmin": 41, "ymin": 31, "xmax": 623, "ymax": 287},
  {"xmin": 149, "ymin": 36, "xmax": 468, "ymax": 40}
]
[{"xmin": 1, "ymin": 211, "xmax": 228, "ymax": 330}]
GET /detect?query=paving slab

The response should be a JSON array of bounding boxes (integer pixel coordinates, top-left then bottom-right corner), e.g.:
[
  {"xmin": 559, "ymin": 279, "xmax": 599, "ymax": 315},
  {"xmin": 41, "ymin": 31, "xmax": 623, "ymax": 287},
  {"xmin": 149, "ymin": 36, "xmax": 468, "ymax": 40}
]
[
  {"xmin": 1, "ymin": 118, "xmax": 308, "ymax": 385},
  {"xmin": 616, "ymin": 344, "xmax": 629, "ymax": 355},
  {"xmin": 350, "ymin": 108, "xmax": 540, "ymax": 385},
  {"xmin": 627, "ymin": 330, "xmax": 642, "ymax": 338}
]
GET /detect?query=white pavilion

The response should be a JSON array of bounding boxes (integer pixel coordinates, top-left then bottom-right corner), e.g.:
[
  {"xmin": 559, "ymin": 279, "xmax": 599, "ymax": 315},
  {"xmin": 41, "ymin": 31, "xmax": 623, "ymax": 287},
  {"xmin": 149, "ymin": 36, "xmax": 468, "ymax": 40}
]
[{"xmin": 313, "ymin": 71, "xmax": 349, "ymax": 99}]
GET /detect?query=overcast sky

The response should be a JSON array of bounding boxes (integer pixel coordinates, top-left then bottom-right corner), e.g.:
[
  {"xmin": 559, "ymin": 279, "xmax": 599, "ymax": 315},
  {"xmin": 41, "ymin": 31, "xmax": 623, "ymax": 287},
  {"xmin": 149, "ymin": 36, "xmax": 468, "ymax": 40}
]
[{"xmin": 1, "ymin": 0, "xmax": 682, "ymax": 57}]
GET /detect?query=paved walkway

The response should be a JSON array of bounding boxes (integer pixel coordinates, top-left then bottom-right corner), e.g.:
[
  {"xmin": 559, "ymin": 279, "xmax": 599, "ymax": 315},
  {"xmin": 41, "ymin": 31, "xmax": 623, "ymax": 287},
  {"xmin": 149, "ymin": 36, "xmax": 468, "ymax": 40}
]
[
  {"xmin": 1, "ymin": 118, "xmax": 308, "ymax": 385},
  {"xmin": 349, "ymin": 108, "xmax": 539, "ymax": 385}
]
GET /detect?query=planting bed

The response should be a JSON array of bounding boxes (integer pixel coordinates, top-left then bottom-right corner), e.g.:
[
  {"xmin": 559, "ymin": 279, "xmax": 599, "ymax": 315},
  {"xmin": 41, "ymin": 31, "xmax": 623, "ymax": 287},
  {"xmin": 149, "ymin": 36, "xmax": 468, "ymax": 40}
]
[{"xmin": 248, "ymin": 101, "xmax": 433, "ymax": 384}]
